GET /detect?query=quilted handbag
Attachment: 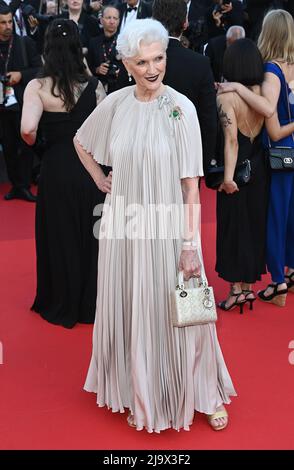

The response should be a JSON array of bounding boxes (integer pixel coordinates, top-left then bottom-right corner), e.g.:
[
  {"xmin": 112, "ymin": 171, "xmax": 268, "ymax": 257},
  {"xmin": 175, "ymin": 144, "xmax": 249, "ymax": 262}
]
[
  {"xmin": 171, "ymin": 271, "xmax": 217, "ymax": 327},
  {"xmin": 269, "ymin": 147, "xmax": 294, "ymax": 171}
]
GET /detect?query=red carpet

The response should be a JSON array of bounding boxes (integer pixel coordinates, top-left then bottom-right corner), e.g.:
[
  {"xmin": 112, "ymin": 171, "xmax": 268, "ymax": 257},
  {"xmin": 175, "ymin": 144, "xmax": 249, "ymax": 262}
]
[{"xmin": 0, "ymin": 182, "xmax": 294, "ymax": 450}]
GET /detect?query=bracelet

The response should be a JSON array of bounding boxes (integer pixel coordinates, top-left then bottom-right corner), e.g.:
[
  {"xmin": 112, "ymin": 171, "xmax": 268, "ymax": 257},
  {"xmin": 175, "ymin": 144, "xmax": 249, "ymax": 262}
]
[
  {"xmin": 182, "ymin": 245, "xmax": 198, "ymax": 251},
  {"xmin": 182, "ymin": 241, "xmax": 198, "ymax": 247}
]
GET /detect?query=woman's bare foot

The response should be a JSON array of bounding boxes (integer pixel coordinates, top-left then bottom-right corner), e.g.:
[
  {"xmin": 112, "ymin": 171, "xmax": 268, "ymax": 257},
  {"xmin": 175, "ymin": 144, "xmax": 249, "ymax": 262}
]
[
  {"xmin": 260, "ymin": 283, "xmax": 287, "ymax": 298},
  {"xmin": 219, "ymin": 283, "xmax": 245, "ymax": 311},
  {"xmin": 241, "ymin": 283, "xmax": 256, "ymax": 300}
]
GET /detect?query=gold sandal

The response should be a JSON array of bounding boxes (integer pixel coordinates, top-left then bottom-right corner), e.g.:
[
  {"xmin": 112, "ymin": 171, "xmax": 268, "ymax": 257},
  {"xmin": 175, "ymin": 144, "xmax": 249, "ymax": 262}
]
[{"xmin": 207, "ymin": 408, "xmax": 228, "ymax": 431}]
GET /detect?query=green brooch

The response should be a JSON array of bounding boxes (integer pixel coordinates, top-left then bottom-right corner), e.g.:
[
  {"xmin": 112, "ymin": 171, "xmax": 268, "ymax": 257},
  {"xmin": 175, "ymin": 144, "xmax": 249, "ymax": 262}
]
[{"xmin": 169, "ymin": 106, "xmax": 182, "ymax": 120}]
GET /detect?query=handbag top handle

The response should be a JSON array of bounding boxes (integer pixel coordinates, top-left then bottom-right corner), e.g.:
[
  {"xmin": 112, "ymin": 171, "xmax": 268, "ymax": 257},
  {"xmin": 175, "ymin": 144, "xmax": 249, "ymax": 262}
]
[
  {"xmin": 267, "ymin": 62, "xmax": 294, "ymax": 148},
  {"xmin": 178, "ymin": 262, "xmax": 209, "ymax": 290}
]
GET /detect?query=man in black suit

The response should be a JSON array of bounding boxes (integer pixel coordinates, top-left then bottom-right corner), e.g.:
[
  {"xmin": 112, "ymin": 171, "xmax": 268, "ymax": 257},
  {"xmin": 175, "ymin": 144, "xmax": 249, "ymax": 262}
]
[
  {"xmin": 87, "ymin": 4, "xmax": 130, "ymax": 94},
  {"xmin": 153, "ymin": 0, "xmax": 217, "ymax": 173},
  {"xmin": 0, "ymin": 5, "xmax": 42, "ymax": 201},
  {"xmin": 119, "ymin": 0, "xmax": 153, "ymax": 32}
]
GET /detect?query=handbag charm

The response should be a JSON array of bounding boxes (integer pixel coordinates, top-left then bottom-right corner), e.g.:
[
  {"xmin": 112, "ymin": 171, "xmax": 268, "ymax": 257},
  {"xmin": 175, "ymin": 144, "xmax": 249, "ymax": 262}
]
[{"xmin": 172, "ymin": 271, "xmax": 217, "ymax": 327}]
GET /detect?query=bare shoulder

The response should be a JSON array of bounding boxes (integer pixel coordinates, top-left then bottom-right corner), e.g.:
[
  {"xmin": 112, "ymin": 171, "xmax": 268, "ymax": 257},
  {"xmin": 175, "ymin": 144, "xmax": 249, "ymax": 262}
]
[
  {"xmin": 26, "ymin": 78, "xmax": 43, "ymax": 91},
  {"xmin": 264, "ymin": 69, "xmax": 281, "ymax": 84},
  {"xmin": 216, "ymin": 91, "xmax": 236, "ymax": 107}
]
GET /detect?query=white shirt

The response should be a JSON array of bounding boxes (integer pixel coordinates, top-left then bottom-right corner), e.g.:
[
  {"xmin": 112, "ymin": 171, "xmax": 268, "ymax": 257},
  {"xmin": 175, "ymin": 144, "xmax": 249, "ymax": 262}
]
[
  {"xmin": 186, "ymin": 1, "xmax": 191, "ymax": 16},
  {"xmin": 120, "ymin": 1, "xmax": 140, "ymax": 33}
]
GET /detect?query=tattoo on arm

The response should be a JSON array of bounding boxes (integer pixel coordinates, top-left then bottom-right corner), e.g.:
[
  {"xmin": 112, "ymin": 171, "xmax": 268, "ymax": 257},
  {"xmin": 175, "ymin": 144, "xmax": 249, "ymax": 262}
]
[{"xmin": 217, "ymin": 103, "xmax": 232, "ymax": 128}]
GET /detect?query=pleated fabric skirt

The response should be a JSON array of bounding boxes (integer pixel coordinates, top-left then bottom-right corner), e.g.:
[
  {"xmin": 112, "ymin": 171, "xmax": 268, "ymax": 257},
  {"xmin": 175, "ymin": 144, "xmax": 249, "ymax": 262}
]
[{"xmin": 84, "ymin": 237, "xmax": 236, "ymax": 433}]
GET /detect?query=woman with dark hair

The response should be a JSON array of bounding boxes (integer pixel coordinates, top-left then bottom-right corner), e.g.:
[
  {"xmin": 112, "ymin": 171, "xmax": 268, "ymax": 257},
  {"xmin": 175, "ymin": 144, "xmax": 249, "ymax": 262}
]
[
  {"xmin": 217, "ymin": 10, "xmax": 294, "ymax": 307},
  {"xmin": 215, "ymin": 38, "xmax": 269, "ymax": 312},
  {"xmin": 21, "ymin": 19, "xmax": 107, "ymax": 328}
]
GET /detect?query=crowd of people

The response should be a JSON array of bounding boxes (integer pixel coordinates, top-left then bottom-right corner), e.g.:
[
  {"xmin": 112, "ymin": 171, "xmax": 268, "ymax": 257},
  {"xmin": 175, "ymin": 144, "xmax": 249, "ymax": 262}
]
[{"xmin": 1, "ymin": 0, "xmax": 294, "ymax": 434}]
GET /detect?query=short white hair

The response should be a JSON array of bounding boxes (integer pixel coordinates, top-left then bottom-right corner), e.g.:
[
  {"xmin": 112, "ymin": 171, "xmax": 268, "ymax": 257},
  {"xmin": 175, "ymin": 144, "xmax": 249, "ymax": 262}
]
[
  {"xmin": 116, "ymin": 18, "xmax": 169, "ymax": 59},
  {"xmin": 226, "ymin": 25, "xmax": 246, "ymax": 40}
]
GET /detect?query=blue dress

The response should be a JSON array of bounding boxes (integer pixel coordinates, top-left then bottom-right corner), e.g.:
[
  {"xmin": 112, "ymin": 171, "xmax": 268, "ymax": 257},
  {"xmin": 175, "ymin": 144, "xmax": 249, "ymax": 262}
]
[{"xmin": 263, "ymin": 62, "xmax": 294, "ymax": 283}]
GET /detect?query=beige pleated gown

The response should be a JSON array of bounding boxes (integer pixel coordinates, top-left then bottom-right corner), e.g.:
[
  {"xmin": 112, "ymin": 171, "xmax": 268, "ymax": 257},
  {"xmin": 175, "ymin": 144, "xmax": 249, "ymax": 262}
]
[{"xmin": 76, "ymin": 85, "xmax": 236, "ymax": 433}]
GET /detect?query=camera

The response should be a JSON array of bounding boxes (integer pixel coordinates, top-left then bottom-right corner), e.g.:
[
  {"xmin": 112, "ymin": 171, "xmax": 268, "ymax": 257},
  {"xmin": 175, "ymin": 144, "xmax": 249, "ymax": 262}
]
[
  {"xmin": 189, "ymin": 18, "xmax": 205, "ymax": 36},
  {"xmin": 214, "ymin": 0, "xmax": 231, "ymax": 13},
  {"xmin": 107, "ymin": 62, "xmax": 119, "ymax": 79},
  {"xmin": 22, "ymin": 4, "xmax": 52, "ymax": 24},
  {"xmin": 214, "ymin": 4, "xmax": 223, "ymax": 14},
  {"xmin": 0, "ymin": 74, "xmax": 9, "ymax": 106},
  {"xmin": 0, "ymin": 74, "xmax": 9, "ymax": 85}
]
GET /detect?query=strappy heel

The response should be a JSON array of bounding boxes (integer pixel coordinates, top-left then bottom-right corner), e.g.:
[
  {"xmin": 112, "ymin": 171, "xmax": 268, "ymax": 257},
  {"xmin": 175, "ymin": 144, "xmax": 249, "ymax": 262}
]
[
  {"xmin": 242, "ymin": 289, "xmax": 256, "ymax": 311},
  {"xmin": 257, "ymin": 283, "xmax": 288, "ymax": 307},
  {"xmin": 285, "ymin": 272, "xmax": 294, "ymax": 293},
  {"xmin": 219, "ymin": 290, "xmax": 246, "ymax": 314}
]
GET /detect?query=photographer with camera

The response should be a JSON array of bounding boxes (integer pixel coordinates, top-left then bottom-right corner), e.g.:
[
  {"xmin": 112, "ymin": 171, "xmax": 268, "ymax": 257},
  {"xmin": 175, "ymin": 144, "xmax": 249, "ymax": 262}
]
[
  {"xmin": 0, "ymin": 0, "xmax": 45, "ymax": 37},
  {"xmin": 0, "ymin": 5, "xmax": 42, "ymax": 201},
  {"xmin": 207, "ymin": 0, "xmax": 244, "ymax": 39},
  {"xmin": 87, "ymin": 4, "xmax": 129, "ymax": 94}
]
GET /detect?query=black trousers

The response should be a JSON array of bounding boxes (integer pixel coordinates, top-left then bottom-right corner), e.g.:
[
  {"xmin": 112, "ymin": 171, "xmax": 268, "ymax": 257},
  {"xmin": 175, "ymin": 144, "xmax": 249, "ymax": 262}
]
[{"xmin": 0, "ymin": 108, "xmax": 33, "ymax": 189}]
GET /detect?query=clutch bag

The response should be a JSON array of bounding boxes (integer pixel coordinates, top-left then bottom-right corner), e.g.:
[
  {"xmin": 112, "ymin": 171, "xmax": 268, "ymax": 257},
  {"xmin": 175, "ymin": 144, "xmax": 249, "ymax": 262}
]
[
  {"xmin": 205, "ymin": 159, "xmax": 251, "ymax": 190},
  {"xmin": 171, "ymin": 271, "xmax": 217, "ymax": 327}
]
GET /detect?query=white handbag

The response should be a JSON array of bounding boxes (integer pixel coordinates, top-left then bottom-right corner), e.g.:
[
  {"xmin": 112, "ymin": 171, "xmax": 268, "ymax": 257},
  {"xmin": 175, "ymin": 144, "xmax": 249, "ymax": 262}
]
[{"xmin": 171, "ymin": 271, "xmax": 217, "ymax": 327}]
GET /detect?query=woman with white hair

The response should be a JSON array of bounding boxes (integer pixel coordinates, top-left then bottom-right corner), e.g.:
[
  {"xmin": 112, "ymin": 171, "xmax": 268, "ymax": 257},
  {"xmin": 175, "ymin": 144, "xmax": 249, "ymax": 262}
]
[{"xmin": 74, "ymin": 18, "xmax": 236, "ymax": 433}]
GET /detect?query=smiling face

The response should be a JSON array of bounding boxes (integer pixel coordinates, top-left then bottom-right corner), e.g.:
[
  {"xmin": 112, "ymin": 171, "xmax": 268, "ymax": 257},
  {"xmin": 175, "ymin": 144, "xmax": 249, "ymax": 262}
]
[{"xmin": 123, "ymin": 42, "xmax": 166, "ymax": 97}]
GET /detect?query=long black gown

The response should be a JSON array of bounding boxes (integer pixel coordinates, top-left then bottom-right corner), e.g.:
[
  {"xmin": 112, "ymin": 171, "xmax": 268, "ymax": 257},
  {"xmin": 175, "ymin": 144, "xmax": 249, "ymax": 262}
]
[
  {"xmin": 216, "ymin": 130, "xmax": 269, "ymax": 283},
  {"xmin": 32, "ymin": 80, "xmax": 106, "ymax": 328}
]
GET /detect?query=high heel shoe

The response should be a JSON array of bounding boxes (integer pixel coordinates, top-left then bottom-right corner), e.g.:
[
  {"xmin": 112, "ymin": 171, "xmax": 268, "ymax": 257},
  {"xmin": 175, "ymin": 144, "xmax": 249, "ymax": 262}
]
[
  {"xmin": 285, "ymin": 272, "xmax": 294, "ymax": 293},
  {"xmin": 257, "ymin": 283, "xmax": 288, "ymax": 307},
  {"xmin": 219, "ymin": 291, "xmax": 246, "ymax": 314},
  {"xmin": 242, "ymin": 289, "xmax": 256, "ymax": 311}
]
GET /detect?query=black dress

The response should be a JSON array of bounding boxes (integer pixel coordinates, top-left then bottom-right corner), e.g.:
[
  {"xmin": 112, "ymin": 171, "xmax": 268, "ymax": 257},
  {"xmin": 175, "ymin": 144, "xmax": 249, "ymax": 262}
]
[
  {"xmin": 32, "ymin": 80, "xmax": 106, "ymax": 328},
  {"xmin": 216, "ymin": 130, "xmax": 269, "ymax": 284}
]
